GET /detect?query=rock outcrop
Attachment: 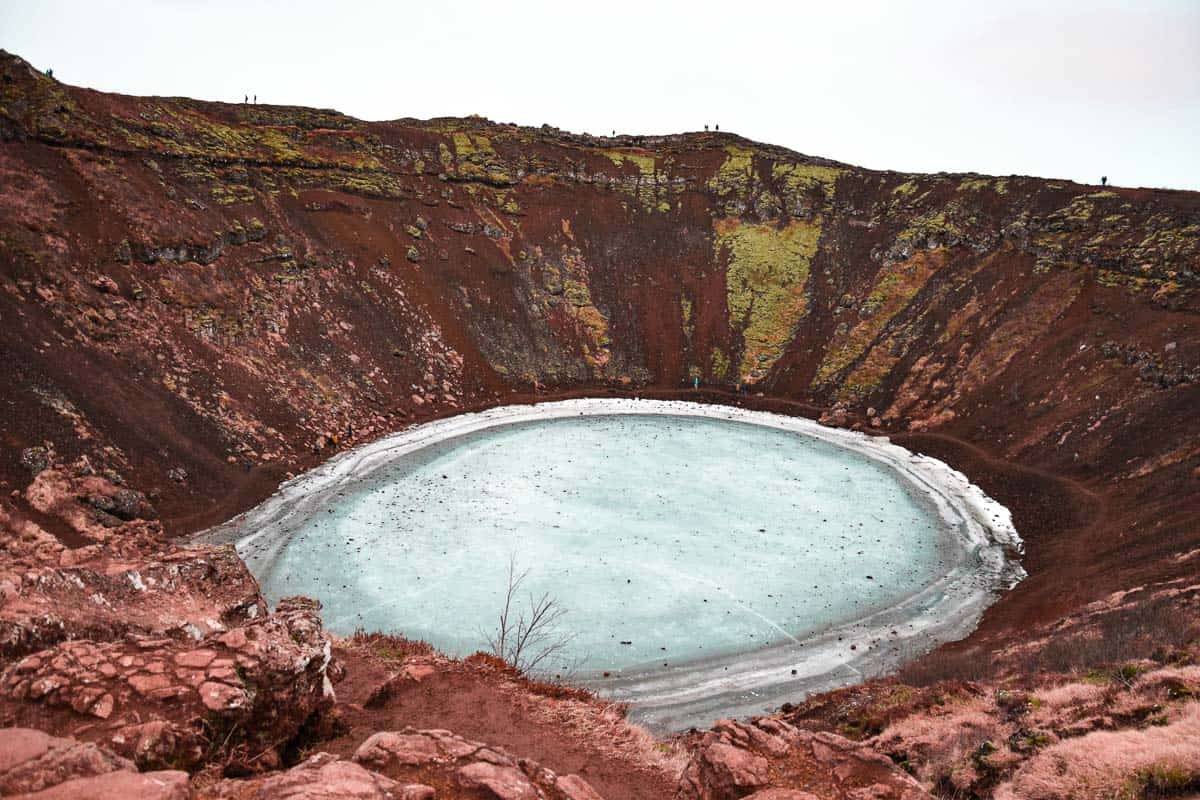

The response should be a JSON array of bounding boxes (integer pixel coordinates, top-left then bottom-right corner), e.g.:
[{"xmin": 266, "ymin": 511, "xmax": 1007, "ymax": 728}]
[
  {"xmin": 0, "ymin": 465, "xmax": 337, "ymax": 772},
  {"xmin": 353, "ymin": 728, "xmax": 604, "ymax": 800},
  {"xmin": 0, "ymin": 727, "xmax": 187, "ymax": 798},
  {"xmin": 1, "ymin": 596, "xmax": 334, "ymax": 770},
  {"xmin": 197, "ymin": 752, "xmax": 431, "ymax": 800},
  {"xmin": 678, "ymin": 719, "xmax": 929, "ymax": 800}
]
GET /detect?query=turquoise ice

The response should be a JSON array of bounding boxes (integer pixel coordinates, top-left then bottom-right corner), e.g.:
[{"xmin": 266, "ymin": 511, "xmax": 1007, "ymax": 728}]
[{"xmin": 245, "ymin": 413, "xmax": 954, "ymax": 673}]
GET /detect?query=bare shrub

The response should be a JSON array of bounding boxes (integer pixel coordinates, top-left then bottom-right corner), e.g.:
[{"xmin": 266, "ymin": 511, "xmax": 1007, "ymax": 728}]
[
  {"xmin": 347, "ymin": 628, "xmax": 438, "ymax": 662},
  {"xmin": 484, "ymin": 556, "xmax": 578, "ymax": 676},
  {"xmin": 896, "ymin": 595, "xmax": 1197, "ymax": 687},
  {"xmin": 1034, "ymin": 596, "xmax": 1197, "ymax": 674},
  {"xmin": 895, "ymin": 645, "xmax": 997, "ymax": 687}
]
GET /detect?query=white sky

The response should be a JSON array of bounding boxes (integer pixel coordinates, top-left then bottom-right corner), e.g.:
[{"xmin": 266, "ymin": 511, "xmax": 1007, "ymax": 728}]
[{"xmin": 4, "ymin": 0, "xmax": 1198, "ymax": 190}]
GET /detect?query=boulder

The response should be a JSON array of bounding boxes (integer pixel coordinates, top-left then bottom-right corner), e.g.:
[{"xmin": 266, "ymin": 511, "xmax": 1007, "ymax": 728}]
[
  {"xmin": 12, "ymin": 769, "xmax": 189, "ymax": 800},
  {"xmin": 558, "ymin": 774, "xmax": 606, "ymax": 800},
  {"xmin": 0, "ymin": 597, "xmax": 336, "ymax": 771},
  {"xmin": 457, "ymin": 761, "xmax": 539, "ymax": 800},
  {"xmin": 0, "ymin": 727, "xmax": 186, "ymax": 799},
  {"xmin": 0, "ymin": 728, "xmax": 133, "ymax": 795},
  {"xmin": 677, "ymin": 719, "xmax": 930, "ymax": 800},
  {"xmin": 198, "ymin": 752, "xmax": 433, "ymax": 800},
  {"xmin": 355, "ymin": 728, "xmax": 606, "ymax": 799}
]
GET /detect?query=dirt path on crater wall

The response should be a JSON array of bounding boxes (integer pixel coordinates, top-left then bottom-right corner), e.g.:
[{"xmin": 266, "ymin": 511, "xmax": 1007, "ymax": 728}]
[
  {"xmin": 887, "ymin": 429, "xmax": 1108, "ymax": 632},
  {"xmin": 322, "ymin": 647, "xmax": 681, "ymax": 800}
]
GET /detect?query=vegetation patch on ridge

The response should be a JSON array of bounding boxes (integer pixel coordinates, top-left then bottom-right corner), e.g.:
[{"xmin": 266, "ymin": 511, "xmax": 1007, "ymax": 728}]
[{"xmin": 717, "ymin": 216, "xmax": 821, "ymax": 383}]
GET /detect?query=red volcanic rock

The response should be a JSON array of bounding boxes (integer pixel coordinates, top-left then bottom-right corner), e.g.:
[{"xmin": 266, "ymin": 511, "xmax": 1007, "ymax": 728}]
[
  {"xmin": 0, "ymin": 540, "xmax": 266, "ymax": 659},
  {"xmin": 678, "ymin": 718, "xmax": 929, "ymax": 800},
  {"xmin": 557, "ymin": 774, "xmax": 606, "ymax": 800},
  {"xmin": 681, "ymin": 740, "xmax": 771, "ymax": 799},
  {"xmin": 14, "ymin": 769, "xmax": 189, "ymax": 799},
  {"xmin": 199, "ymin": 752, "xmax": 433, "ymax": 800},
  {"xmin": 0, "ymin": 597, "xmax": 336, "ymax": 771},
  {"xmin": 457, "ymin": 761, "xmax": 539, "ymax": 800},
  {"xmin": 355, "ymin": 731, "xmax": 444, "ymax": 766},
  {"xmin": 354, "ymin": 728, "xmax": 605, "ymax": 799},
  {"xmin": 0, "ymin": 470, "xmax": 265, "ymax": 660},
  {"xmin": 0, "ymin": 727, "xmax": 187, "ymax": 799},
  {"xmin": 0, "ymin": 727, "xmax": 133, "ymax": 794}
]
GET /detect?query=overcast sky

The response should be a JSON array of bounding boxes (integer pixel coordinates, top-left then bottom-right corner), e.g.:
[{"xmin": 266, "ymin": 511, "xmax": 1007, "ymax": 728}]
[{"xmin": 4, "ymin": 0, "xmax": 1198, "ymax": 190}]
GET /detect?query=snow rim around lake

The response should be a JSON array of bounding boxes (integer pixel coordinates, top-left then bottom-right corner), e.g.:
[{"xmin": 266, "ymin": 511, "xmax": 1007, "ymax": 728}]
[{"xmin": 198, "ymin": 397, "xmax": 1025, "ymax": 733}]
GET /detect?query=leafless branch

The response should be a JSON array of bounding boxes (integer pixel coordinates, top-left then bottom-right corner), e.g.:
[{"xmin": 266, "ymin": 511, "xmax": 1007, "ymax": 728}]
[{"xmin": 482, "ymin": 555, "xmax": 577, "ymax": 675}]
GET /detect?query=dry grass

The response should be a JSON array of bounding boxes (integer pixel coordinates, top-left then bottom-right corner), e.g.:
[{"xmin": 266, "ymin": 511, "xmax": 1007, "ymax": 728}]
[
  {"xmin": 873, "ymin": 699, "xmax": 1008, "ymax": 794},
  {"xmin": 895, "ymin": 645, "xmax": 998, "ymax": 687},
  {"xmin": 1033, "ymin": 681, "xmax": 1110, "ymax": 710},
  {"xmin": 896, "ymin": 594, "xmax": 1198, "ymax": 687},
  {"xmin": 345, "ymin": 628, "xmax": 439, "ymax": 661},
  {"xmin": 463, "ymin": 651, "xmax": 597, "ymax": 703},
  {"xmin": 993, "ymin": 702, "xmax": 1200, "ymax": 800}
]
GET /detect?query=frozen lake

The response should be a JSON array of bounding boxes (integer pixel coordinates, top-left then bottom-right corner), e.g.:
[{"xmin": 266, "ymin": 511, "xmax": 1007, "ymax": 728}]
[{"xmin": 207, "ymin": 399, "xmax": 1022, "ymax": 730}]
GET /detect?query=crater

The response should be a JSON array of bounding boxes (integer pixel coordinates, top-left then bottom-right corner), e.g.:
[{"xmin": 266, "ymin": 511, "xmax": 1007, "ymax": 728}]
[{"xmin": 202, "ymin": 399, "xmax": 1023, "ymax": 732}]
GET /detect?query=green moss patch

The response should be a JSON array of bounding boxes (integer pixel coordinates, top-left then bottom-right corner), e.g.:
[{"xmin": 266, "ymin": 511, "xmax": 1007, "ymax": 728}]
[{"xmin": 717, "ymin": 216, "xmax": 822, "ymax": 383}]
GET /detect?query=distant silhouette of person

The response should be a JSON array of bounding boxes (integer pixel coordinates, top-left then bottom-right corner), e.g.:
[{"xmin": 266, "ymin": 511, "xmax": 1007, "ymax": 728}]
[
  {"xmin": 693, "ymin": 376, "xmax": 700, "ymax": 390},
  {"xmin": 1101, "ymin": 176, "xmax": 1108, "ymax": 186},
  {"xmin": 715, "ymin": 124, "xmax": 720, "ymax": 131},
  {"xmin": 704, "ymin": 124, "xmax": 709, "ymax": 132},
  {"xmin": 244, "ymin": 94, "xmax": 248, "ymax": 103},
  {"xmin": 44, "ymin": 68, "xmax": 53, "ymax": 78},
  {"xmin": 253, "ymin": 94, "xmax": 257, "ymax": 104}
]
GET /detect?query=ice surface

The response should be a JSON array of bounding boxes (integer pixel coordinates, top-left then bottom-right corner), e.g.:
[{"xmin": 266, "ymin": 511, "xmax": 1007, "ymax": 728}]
[
  {"xmin": 242, "ymin": 413, "xmax": 963, "ymax": 674},
  {"xmin": 207, "ymin": 400, "xmax": 1023, "ymax": 730}
]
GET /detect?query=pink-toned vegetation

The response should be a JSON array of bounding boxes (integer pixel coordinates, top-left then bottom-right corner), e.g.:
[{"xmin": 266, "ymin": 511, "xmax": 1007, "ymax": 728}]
[
  {"xmin": 993, "ymin": 702, "xmax": 1200, "ymax": 800},
  {"xmin": 867, "ymin": 654, "xmax": 1200, "ymax": 798},
  {"xmin": 1032, "ymin": 681, "xmax": 1110, "ymax": 710}
]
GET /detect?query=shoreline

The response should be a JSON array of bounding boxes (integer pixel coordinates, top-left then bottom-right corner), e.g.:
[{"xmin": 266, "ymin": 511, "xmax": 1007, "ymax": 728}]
[{"xmin": 197, "ymin": 398, "xmax": 1025, "ymax": 732}]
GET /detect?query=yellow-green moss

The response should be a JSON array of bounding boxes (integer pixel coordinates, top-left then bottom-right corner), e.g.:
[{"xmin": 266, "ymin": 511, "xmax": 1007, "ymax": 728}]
[
  {"xmin": 602, "ymin": 150, "xmax": 656, "ymax": 176},
  {"xmin": 708, "ymin": 145, "xmax": 756, "ymax": 195},
  {"xmin": 710, "ymin": 347, "xmax": 730, "ymax": 380},
  {"xmin": 601, "ymin": 149, "xmax": 677, "ymax": 212},
  {"xmin": 564, "ymin": 280, "xmax": 591, "ymax": 307},
  {"xmin": 209, "ymin": 184, "xmax": 255, "ymax": 205},
  {"xmin": 452, "ymin": 131, "xmax": 495, "ymax": 161},
  {"xmin": 960, "ymin": 178, "xmax": 989, "ymax": 192},
  {"xmin": 551, "ymin": 264, "xmax": 613, "ymax": 375},
  {"xmin": 717, "ymin": 217, "xmax": 822, "ymax": 382},
  {"xmin": 815, "ymin": 250, "xmax": 944, "ymax": 395},
  {"xmin": 772, "ymin": 162, "xmax": 841, "ymax": 200}
]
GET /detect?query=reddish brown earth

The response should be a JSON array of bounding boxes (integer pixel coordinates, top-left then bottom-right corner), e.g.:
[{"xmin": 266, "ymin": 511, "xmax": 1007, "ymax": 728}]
[{"xmin": 1, "ymin": 49, "xmax": 1198, "ymax": 798}]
